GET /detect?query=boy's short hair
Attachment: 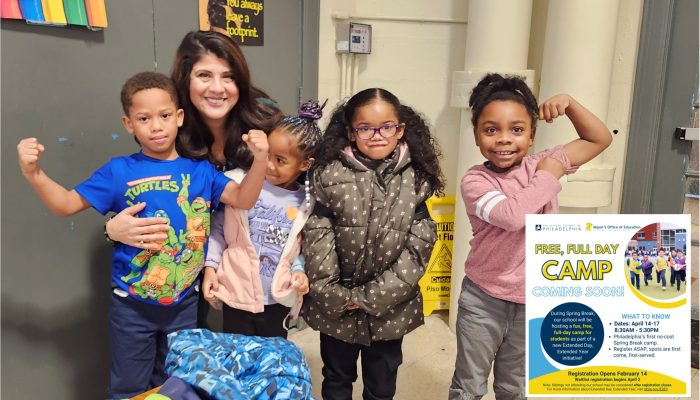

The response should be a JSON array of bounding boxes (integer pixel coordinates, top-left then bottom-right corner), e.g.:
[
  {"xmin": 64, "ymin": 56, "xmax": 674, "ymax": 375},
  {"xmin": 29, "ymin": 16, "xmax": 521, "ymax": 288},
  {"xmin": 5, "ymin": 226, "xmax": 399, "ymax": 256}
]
[{"xmin": 120, "ymin": 72, "xmax": 179, "ymax": 115}]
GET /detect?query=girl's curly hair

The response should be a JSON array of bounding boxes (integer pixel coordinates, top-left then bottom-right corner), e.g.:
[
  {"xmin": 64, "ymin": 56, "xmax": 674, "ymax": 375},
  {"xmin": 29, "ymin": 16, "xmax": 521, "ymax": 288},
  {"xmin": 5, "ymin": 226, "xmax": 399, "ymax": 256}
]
[
  {"xmin": 316, "ymin": 88, "xmax": 445, "ymax": 196},
  {"xmin": 469, "ymin": 73, "xmax": 538, "ymax": 129}
]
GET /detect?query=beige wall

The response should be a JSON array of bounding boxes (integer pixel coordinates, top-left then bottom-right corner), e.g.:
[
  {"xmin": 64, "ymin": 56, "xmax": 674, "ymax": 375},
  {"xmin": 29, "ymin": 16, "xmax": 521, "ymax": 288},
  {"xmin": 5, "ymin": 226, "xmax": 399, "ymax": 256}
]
[
  {"xmin": 317, "ymin": 0, "xmax": 468, "ymax": 195},
  {"xmin": 316, "ymin": 0, "xmax": 642, "ymax": 209}
]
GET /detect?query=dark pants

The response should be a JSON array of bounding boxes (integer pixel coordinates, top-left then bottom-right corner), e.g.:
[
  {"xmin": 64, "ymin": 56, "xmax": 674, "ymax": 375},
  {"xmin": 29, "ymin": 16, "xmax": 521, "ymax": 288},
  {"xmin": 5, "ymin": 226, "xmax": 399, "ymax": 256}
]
[
  {"xmin": 196, "ymin": 286, "xmax": 210, "ymax": 329},
  {"xmin": 671, "ymin": 270, "xmax": 686, "ymax": 290},
  {"xmin": 222, "ymin": 303, "xmax": 290, "ymax": 338},
  {"xmin": 109, "ymin": 289, "xmax": 197, "ymax": 399},
  {"xmin": 630, "ymin": 271, "xmax": 640, "ymax": 289},
  {"xmin": 320, "ymin": 333, "xmax": 403, "ymax": 400},
  {"xmin": 643, "ymin": 273, "xmax": 652, "ymax": 286},
  {"xmin": 656, "ymin": 269, "xmax": 667, "ymax": 287}
]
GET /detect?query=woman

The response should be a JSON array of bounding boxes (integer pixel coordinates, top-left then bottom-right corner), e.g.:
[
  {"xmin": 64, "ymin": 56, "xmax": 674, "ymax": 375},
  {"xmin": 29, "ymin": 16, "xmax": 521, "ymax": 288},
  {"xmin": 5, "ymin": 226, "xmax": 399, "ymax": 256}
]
[{"xmin": 106, "ymin": 30, "xmax": 281, "ymax": 327}]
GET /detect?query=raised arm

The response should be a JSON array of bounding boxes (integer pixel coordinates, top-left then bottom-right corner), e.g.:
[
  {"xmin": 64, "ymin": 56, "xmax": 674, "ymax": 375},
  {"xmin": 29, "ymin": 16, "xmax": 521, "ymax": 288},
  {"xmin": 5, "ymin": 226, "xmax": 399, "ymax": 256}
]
[
  {"xmin": 539, "ymin": 94, "xmax": 613, "ymax": 167},
  {"xmin": 17, "ymin": 138, "xmax": 91, "ymax": 216},
  {"xmin": 219, "ymin": 130, "xmax": 268, "ymax": 209}
]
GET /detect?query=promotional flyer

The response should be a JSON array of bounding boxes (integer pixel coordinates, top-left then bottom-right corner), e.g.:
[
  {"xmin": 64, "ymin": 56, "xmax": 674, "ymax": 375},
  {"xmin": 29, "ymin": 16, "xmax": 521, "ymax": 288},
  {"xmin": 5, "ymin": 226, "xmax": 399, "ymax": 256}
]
[{"xmin": 526, "ymin": 214, "xmax": 691, "ymax": 397}]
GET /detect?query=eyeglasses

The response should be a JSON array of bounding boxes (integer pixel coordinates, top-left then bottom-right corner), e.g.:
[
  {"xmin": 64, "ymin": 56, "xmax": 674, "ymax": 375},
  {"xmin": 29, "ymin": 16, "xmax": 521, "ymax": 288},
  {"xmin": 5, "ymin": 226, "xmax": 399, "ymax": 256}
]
[{"xmin": 352, "ymin": 124, "xmax": 404, "ymax": 140}]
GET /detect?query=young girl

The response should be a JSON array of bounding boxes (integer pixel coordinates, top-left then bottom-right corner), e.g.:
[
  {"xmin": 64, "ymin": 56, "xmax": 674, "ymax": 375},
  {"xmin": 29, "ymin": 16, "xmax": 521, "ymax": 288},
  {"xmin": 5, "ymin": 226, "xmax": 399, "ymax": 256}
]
[
  {"xmin": 302, "ymin": 88, "xmax": 445, "ymax": 400},
  {"xmin": 201, "ymin": 100, "xmax": 325, "ymax": 338},
  {"xmin": 449, "ymin": 73, "xmax": 612, "ymax": 400}
]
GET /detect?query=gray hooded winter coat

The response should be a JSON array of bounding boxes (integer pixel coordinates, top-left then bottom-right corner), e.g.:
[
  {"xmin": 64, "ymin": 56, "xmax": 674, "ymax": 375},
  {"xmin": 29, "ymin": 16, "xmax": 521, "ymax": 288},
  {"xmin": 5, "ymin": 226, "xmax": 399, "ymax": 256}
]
[{"xmin": 301, "ymin": 143, "xmax": 437, "ymax": 345}]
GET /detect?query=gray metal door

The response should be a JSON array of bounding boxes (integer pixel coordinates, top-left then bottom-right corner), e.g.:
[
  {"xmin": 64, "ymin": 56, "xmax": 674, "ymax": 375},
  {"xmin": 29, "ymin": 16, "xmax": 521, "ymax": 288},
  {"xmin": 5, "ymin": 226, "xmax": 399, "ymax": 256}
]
[
  {"xmin": 620, "ymin": 0, "xmax": 698, "ymax": 369},
  {"xmin": 621, "ymin": 0, "xmax": 699, "ymax": 214}
]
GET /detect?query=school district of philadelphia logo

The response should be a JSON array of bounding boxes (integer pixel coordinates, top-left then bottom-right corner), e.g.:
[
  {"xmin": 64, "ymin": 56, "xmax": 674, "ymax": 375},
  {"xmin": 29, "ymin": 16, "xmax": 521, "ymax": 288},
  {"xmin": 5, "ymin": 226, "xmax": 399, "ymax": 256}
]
[{"xmin": 533, "ymin": 224, "xmax": 582, "ymax": 232}]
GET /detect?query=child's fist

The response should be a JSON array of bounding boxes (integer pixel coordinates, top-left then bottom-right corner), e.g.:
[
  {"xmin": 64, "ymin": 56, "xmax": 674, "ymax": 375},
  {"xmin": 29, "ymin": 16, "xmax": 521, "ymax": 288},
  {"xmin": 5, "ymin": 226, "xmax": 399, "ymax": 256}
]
[
  {"xmin": 291, "ymin": 271, "xmax": 309, "ymax": 295},
  {"xmin": 538, "ymin": 94, "xmax": 572, "ymax": 123},
  {"xmin": 17, "ymin": 138, "xmax": 45, "ymax": 176},
  {"xmin": 536, "ymin": 156, "xmax": 565, "ymax": 179},
  {"xmin": 242, "ymin": 130, "xmax": 269, "ymax": 161}
]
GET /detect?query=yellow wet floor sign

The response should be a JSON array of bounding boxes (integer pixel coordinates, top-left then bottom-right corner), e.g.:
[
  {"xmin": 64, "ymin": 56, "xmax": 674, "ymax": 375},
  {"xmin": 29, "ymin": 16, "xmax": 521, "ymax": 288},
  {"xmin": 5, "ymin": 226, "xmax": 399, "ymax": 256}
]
[{"xmin": 419, "ymin": 195, "xmax": 455, "ymax": 316}]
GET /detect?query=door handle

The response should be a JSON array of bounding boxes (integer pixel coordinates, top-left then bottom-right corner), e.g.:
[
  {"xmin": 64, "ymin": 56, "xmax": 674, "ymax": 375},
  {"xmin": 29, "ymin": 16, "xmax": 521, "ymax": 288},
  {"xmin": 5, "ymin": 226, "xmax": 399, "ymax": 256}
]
[{"xmin": 675, "ymin": 127, "xmax": 699, "ymax": 140}]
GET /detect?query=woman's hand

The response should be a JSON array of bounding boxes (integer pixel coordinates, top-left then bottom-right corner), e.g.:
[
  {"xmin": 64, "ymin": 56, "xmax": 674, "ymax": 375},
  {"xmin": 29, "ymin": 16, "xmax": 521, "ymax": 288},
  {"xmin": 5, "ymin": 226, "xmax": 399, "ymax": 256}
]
[
  {"xmin": 202, "ymin": 267, "xmax": 222, "ymax": 310},
  {"xmin": 105, "ymin": 202, "xmax": 169, "ymax": 250},
  {"xmin": 291, "ymin": 271, "xmax": 309, "ymax": 295}
]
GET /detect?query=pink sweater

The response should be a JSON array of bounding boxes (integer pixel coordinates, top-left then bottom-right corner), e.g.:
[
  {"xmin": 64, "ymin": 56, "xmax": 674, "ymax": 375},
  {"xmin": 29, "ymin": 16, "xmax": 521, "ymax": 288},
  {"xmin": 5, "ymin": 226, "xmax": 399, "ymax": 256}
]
[{"xmin": 460, "ymin": 146, "xmax": 577, "ymax": 304}]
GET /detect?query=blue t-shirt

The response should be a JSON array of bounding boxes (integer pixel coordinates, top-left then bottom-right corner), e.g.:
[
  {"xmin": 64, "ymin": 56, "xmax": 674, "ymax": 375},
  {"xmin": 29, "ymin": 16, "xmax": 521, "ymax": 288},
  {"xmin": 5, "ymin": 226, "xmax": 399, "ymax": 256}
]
[
  {"xmin": 75, "ymin": 152, "xmax": 231, "ymax": 306},
  {"xmin": 248, "ymin": 180, "xmax": 304, "ymax": 305}
]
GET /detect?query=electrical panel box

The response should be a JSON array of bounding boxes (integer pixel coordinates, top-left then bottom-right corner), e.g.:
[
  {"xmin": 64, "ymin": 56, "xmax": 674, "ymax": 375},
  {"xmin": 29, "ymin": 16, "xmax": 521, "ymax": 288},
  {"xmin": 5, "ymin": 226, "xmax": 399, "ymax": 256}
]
[{"xmin": 335, "ymin": 22, "xmax": 372, "ymax": 54}]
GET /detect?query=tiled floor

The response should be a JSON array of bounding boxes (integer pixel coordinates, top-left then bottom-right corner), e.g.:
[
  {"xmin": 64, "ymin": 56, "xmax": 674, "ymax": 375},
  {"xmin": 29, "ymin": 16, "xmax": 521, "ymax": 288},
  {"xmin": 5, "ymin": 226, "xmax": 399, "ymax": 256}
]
[{"xmin": 289, "ymin": 310, "xmax": 699, "ymax": 400}]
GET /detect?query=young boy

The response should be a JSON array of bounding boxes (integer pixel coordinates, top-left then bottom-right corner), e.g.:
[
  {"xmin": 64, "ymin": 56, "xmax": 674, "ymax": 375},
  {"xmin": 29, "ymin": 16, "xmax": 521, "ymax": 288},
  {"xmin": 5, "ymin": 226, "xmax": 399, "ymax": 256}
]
[
  {"xmin": 627, "ymin": 251, "xmax": 642, "ymax": 290},
  {"xmin": 655, "ymin": 249, "xmax": 669, "ymax": 290},
  {"xmin": 673, "ymin": 249, "xmax": 687, "ymax": 292},
  {"xmin": 640, "ymin": 253, "xmax": 655, "ymax": 287},
  {"xmin": 17, "ymin": 72, "xmax": 269, "ymax": 399}
]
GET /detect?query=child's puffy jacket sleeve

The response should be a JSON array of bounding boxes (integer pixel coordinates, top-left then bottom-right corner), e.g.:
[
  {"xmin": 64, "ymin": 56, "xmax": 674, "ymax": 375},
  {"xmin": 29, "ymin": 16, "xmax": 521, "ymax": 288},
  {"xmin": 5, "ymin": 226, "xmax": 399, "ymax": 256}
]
[
  {"xmin": 349, "ymin": 206, "xmax": 436, "ymax": 317},
  {"xmin": 461, "ymin": 169, "xmax": 562, "ymax": 232},
  {"xmin": 302, "ymin": 177, "xmax": 352, "ymax": 319}
]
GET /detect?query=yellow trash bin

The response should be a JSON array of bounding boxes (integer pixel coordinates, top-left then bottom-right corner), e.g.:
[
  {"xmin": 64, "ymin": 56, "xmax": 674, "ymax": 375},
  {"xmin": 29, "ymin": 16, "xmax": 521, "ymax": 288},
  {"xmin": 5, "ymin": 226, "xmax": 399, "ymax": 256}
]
[{"xmin": 419, "ymin": 195, "xmax": 455, "ymax": 316}]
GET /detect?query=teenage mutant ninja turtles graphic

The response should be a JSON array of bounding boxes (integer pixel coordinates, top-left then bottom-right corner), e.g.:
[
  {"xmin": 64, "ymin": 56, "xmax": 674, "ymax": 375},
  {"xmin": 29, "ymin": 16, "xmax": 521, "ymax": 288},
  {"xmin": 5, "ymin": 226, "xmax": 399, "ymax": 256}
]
[
  {"xmin": 130, "ymin": 250, "xmax": 178, "ymax": 304},
  {"xmin": 175, "ymin": 247, "xmax": 204, "ymax": 291},
  {"xmin": 123, "ymin": 209, "xmax": 180, "ymax": 304},
  {"xmin": 174, "ymin": 173, "xmax": 209, "ymax": 290},
  {"xmin": 123, "ymin": 174, "xmax": 211, "ymax": 304},
  {"xmin": 177, "ymin": 174, "xmax": 211, "ymax": 252},
  {"xmin": 122, "ymin": 209, "xmax": 180, "ymax": 283}
]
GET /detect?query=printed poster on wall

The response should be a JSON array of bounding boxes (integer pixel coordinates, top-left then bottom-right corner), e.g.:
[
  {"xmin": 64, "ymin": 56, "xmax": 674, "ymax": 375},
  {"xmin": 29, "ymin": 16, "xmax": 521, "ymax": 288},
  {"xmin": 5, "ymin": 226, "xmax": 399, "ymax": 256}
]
[
  {"xmin": 199, "ymin": 0, "xmax": 264, "ymax": 46},
  {"xmin": 526, "ymin": 214, "xmax": 691, "ymax": 397}
]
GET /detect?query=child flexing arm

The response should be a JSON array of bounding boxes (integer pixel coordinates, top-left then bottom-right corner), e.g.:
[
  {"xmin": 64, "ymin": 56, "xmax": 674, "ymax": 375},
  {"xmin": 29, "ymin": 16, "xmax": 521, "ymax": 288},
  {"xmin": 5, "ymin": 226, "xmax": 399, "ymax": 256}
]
[
  {"xmin": 450, "ymin": 73, "xmax": 612, "ymax": 400},
  {"xmin": 17, "ymin": 131, "xmax": 268, "ymax": 216},
  {"xmin": 465, "ymin": 89, "xmax": 612, "ymax": 232}
]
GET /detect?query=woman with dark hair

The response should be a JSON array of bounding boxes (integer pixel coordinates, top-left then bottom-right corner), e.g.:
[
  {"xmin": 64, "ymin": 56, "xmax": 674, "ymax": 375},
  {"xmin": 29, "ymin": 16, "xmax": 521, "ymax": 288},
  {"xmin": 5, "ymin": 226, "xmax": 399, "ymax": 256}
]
[{"xmin": 105, "ymin": 30, "xmax": 282, "ymax": 326}]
